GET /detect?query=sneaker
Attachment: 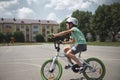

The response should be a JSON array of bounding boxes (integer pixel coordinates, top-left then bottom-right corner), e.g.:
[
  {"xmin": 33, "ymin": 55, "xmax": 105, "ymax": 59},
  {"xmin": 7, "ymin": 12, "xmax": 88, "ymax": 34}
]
[
  {"xmin": 79, "ymin": 66, "xmax": 84, "ymax": 71},
  {"xmin": 74, "ymin": 66, "xmax": 83, "ymax": 71},
  {"xmin": 65, "ymin": 64, "xmax": 71, "ymax": 69},
  {"xmin": 79, "ymin": 66, "xmax": 84, "ymax": 74}
]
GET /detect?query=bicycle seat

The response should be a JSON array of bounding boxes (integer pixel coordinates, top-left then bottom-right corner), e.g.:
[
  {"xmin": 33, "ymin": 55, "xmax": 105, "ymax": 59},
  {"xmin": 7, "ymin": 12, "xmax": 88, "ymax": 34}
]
[
  {"xmin": 81, "ymin": 48, "xmax": 87, "ymax": 52},
  {"xmin": 78, "ymin": 48, "xmax": 86, "ymax": 57}
]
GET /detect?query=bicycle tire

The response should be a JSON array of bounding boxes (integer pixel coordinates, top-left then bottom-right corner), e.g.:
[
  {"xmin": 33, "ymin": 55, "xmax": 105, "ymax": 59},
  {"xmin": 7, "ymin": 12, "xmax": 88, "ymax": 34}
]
[
  {"xmin": 83, "ymin": 57, "xmax": 106, "ymax": 80},
  {"xmin": 40, "ymin": 59, "xmax": 62, "ymax": 80}
]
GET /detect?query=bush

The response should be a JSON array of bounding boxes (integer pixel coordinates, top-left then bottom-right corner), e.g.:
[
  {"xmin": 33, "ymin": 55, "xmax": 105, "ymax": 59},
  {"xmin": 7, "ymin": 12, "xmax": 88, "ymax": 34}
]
[
  {"xmin": 5, "ymin": 32, "xmax": 12, "ymax": 43},
  {"xmin": 14, "ymin": 31, "xmax": 25, "ymax": 42},
  {"xmin": 99, "ymin": 33, "xmax": 108, "ymax": 42},
  {"xmin": 35, "ymin": 34, "xmax": 45, "ymax": 42},
  {"xmin": 0, "ymin": 32, "xmax": 5, "ymax": 43}
]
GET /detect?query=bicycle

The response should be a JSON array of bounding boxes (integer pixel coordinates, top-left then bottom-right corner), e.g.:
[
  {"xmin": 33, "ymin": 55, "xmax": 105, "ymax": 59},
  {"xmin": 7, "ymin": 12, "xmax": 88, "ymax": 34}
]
[{"xmin": 40, "ymin": 39, "xmax": 106, "ymax": 80}]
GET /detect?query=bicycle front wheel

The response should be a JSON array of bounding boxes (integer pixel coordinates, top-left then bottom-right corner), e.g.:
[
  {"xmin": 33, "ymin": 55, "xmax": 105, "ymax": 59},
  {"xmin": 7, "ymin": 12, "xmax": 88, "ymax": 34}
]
[
  {"xmin": 83, "ymin": 58, "xmax": 106, "ymax": 80},
  {"xmin": 40, "ymin": 59, "xmax": 62, "ymax": 80}
]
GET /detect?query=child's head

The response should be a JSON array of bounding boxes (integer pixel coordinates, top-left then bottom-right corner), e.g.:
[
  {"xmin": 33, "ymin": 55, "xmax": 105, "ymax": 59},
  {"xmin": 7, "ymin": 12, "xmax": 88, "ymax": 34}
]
[{"xmin": 66, "ymin": 17, "xmax": 78, "ymax": 29}]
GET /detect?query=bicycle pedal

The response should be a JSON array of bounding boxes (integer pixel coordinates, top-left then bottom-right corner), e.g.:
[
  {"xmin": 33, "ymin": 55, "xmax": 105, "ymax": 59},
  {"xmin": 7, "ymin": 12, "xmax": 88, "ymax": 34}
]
[{"xmin": 65, "ymin": 64, "xmax": 71, "ymax": 69}]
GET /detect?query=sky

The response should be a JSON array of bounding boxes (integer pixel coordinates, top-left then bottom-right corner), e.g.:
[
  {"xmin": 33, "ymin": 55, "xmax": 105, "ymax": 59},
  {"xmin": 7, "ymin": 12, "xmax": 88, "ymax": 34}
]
[{"xmin": 0, "ymin": 0, "xmax": 120, "ymax": 23}]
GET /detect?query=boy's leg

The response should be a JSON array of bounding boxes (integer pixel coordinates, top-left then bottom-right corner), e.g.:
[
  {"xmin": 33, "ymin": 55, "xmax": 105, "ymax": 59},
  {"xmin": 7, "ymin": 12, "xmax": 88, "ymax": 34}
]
[
  {"xmin": 63, "ymin": 46, "xmax": 70, "ymax": 53},
  {"xmin": 64, "ymin": 46, "xmax": 73, "ymax": 63},
  {"xmin": 64, "ymin": 46, "xmax": 73, "ymax": 69},
  {"xmin": 66, "ymin": 50, "xmax": 81, "ymax": 66}
]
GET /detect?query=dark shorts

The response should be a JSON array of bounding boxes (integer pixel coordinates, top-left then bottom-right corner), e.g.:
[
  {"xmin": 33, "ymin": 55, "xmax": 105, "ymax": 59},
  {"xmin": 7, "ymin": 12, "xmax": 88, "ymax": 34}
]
[{"xmin": 70, "ymin": 44, "xmax": 87, "ymax": 54}]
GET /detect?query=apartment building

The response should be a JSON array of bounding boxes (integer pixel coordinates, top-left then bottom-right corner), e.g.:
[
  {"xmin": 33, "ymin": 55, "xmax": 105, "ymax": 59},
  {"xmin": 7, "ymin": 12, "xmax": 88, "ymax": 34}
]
[{"xmin": 0, "ymin": 18, "xmax": 59, "ymax": 42}]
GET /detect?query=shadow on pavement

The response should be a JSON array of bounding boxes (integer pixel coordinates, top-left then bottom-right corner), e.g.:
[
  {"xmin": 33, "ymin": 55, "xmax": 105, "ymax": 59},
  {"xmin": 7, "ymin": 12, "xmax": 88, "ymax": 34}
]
[{"xmin": 70, "ymin": 77, "xmax": 86, "ymax": 80}]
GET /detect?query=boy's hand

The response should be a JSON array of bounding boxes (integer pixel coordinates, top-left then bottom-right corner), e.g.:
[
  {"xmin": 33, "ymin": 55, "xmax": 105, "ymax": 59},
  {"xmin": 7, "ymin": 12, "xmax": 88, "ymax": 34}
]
[
  {"xmin": 53, "ymin": 34, "xmax": 58, "ymax": 38},
  {"xmin": 52, "ymin": 34, "xmax": 55, "ymax": 38},
  {"xmin": 62, "ymin": 41, "xmax": 67, "ymax": 44},
  {"xmin": 49, "ymin": 34, "xmax": 55, "ymax": 38}
]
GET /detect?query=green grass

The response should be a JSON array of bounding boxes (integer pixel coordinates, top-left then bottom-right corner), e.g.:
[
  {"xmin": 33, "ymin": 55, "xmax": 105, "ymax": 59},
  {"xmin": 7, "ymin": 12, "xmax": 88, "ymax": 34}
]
[
  {"xmin": 87, "ymin": 41, "xmax": 120, "ymax": 46},
  {"xmin": 15, "ymin": 42, "xmax": 43, "ymax": 45},
  {"xmin": 0, "ymin": 42, "xmax": 42, "ymax": 46},
  {"xmin": 0, "ymin": 42, "xmax": 120, "ymax": 46}
]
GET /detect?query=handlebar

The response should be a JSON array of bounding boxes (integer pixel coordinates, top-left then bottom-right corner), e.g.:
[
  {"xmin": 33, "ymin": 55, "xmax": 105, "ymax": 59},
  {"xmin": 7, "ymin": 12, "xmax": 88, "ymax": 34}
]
[
  {"xmin": 49, "ymin": 37, "xmax": 62, "ymax": 52},
  {"xmin": 54, "ymin": 39, "xmax": 62, "ymax": 52}
]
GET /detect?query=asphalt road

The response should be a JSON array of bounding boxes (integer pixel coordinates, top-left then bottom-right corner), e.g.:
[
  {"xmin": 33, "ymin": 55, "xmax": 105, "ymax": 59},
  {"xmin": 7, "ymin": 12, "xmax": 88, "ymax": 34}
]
[{"xmin": 0, "ymin": 44, "xmax": 120, "ymax": 80}]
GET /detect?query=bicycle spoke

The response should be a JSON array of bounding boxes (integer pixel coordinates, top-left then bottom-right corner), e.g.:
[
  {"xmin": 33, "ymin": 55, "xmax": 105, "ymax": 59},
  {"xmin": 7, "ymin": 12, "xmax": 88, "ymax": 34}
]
[
  {"xmin": 85, "ymin": 61, "xmax": 103, "ymax": 79},
  {"xmin": 42, "ymin": 60, "xmax": 61, "ymax": 79}
]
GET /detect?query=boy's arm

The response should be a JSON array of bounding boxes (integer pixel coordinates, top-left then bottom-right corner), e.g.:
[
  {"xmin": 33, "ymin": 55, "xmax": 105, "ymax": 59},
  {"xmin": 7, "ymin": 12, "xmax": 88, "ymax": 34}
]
[
  {"xmin": 62, "ymin": 38, "xmax": 75, "ymax": 44},
  {"xmin": 53, "ymin": 29, "xmax": 72, "ymax": 37}
]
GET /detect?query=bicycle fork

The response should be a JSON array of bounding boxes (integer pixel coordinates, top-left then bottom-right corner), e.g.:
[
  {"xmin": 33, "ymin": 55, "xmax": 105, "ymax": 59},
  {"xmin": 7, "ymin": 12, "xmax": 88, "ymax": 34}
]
[
  {"xmin": 49, "ymin": 56, "xmax": 57, "ymax": 73},
  {"xmin": 84, "ymin": 61, "xmax": 97, "ymax": 72},
  {"xmin": 80, "ymin": 58, "xmax": 96, "ymax": 72}
]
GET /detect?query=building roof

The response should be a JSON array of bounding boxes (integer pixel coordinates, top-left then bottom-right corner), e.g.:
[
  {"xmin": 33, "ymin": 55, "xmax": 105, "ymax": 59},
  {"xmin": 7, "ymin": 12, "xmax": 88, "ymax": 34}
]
[{"xmin": 0, "ymin": 18, "xmax": 58, "ymax": 25}]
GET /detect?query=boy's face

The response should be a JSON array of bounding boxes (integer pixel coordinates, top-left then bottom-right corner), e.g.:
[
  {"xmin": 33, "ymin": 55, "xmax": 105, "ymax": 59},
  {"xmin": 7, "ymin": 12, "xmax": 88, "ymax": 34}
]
[{"xmin": 66, "ymin": 22, "xmax": 73, "ymax": 30}]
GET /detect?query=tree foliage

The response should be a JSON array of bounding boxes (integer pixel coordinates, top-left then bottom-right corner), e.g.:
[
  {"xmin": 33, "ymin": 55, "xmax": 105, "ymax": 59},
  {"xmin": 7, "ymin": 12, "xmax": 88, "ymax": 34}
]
[
  {"xmin": 92, "ymin": 3, "xmax": 120, "ymax": 41},
  {"xmin": 35, "ymin": 33, "xmax": 45, "ymax": 42},
  {"xmin": 60, "ymin": 3, "xmax": 120, "ymax": 42},
  {"xmin": 0, "ymin": 32, "xmax": 5, "ymax": 43},
  {"xmin": 72, "ymin": 10, "xmax": 92, "ymax": 35},
  {"xmin": 14, "ymin": 31, "xmax": 25, "ymax": 42},
  {"xmin": 60, "ymin": 19, "xmax": 66, "ymax": 31},
  {"xmin": 60, "ymin": 10, "xmax": 92, "ymax": 36}
]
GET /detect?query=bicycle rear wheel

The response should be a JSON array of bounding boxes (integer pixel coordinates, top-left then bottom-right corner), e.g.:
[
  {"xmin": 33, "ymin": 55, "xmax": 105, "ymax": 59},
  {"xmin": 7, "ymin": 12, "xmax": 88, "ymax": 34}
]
[
  {"xmin": 83, "ymin": 58, "xmax": 106, "ymax": 80},
  {"xmin": 40, "ymin": 59, "xmax": 62, "ymax": 80}
]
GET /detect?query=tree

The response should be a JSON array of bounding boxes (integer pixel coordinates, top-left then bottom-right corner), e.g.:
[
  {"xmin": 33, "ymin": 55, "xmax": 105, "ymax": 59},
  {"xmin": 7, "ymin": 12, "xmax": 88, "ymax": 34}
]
[
  {"xmin": 91, "ymin": 5, "xmax": 109, "ymax": 41},
  {"xmin": 35, "ymin": 33, "xmax": 45, "ymax": 42},
  {"xmin": 0, "ymin": 32, "xmax": 5, "ymax": 43},
  {"xmin": 47, "ymin": 33, "xmax": 54, "ymax": 42},
  {"xmin": 60, "ymin": 10, "xmax": 92, "ymax": 36},
  {"xmin": 14, "ymin": 31, "xmax": 25, "ymax": 42},
  {"xmin": 5, "ymin": 32, "xmax": 12, "ymax": 45},
  {"xmin": 110, "ymin": 3, "xmax": 120, "ymax": 41},
  {"xmin": 60, "ymin": 3, "xmax": 120, "ymax": 42},
  {"xmin": 92, "ymin": 3, "xmax": 120, "ymax": 42},
  {"xmin": 59, "ymin": 19, "xmax": 67, "ymax": 31},
  {"xmin": 72, "ymin": 10, "xmax": 92, "ymax": 35}
]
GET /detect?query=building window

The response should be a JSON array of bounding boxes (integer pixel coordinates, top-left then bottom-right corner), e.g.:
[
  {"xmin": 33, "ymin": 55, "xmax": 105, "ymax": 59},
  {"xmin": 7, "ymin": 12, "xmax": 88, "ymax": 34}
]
[
  {"xmin": 33, "ymin": 26, "xmax": 38, "ymax": 35},
  {"xmin": 47, "ymin": 31, "xmax": 50, "ymax": 34},
  {"xmin": 47, "ymin": 25, "xmax": 49, "ymax": 29},
  {"xmin": 6, "ymin": 25, "xmax": 12, "ymax": 28},
  {"xmin": 26, "ymin": 26, "xmax": 29, "ymax": 31},
  {"xmin": 16, "ymin": 26, "xmax": 20, "ymax": 31},
  {"xmin": 42, "ymin": 28, "xmax": 45, "ymax": 32},
  {"xmin": 26, "ymin": 34, "xmax": 29, "ymax": 42},
  {"xmin": 34, "ymin": 26, "xmax": 38, "ymax": 29},
  {"xmin": 21, "ymin": 26, "xmax": 24, "ymax": 29},
  {"xmin": 42, "ymin": 26, "xmax": 45, "ymax": 35},
  {"xmin": 33, "ymin": 31, "xmax": 38, "ymax": 34},
  {"xmin": 26, "ymin": 31, "xmax": 29, "ymax": 34},
  {"xmin": 51, "ymin": 27, "xmax": 54, "ymax": 33}
]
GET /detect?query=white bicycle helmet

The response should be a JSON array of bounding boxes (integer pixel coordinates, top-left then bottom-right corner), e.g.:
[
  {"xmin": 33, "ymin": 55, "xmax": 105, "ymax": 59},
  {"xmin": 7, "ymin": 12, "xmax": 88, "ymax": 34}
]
[{"xmin": 66, "ymin": 17, "xmax": 78, "ymax": 26}]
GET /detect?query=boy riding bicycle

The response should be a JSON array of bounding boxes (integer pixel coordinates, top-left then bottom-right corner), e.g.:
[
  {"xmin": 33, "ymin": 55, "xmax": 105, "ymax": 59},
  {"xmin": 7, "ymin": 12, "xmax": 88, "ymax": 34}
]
[{"xmin": 53, "ymin": 17, "xmax": 87, "ymax": 69}]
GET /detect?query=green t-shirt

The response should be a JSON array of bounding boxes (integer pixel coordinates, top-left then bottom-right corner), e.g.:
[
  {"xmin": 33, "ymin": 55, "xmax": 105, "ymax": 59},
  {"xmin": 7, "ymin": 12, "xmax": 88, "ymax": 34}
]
[{"xmin": 71, "ymin": 27, "xmax": 86, "ymax": 44}]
